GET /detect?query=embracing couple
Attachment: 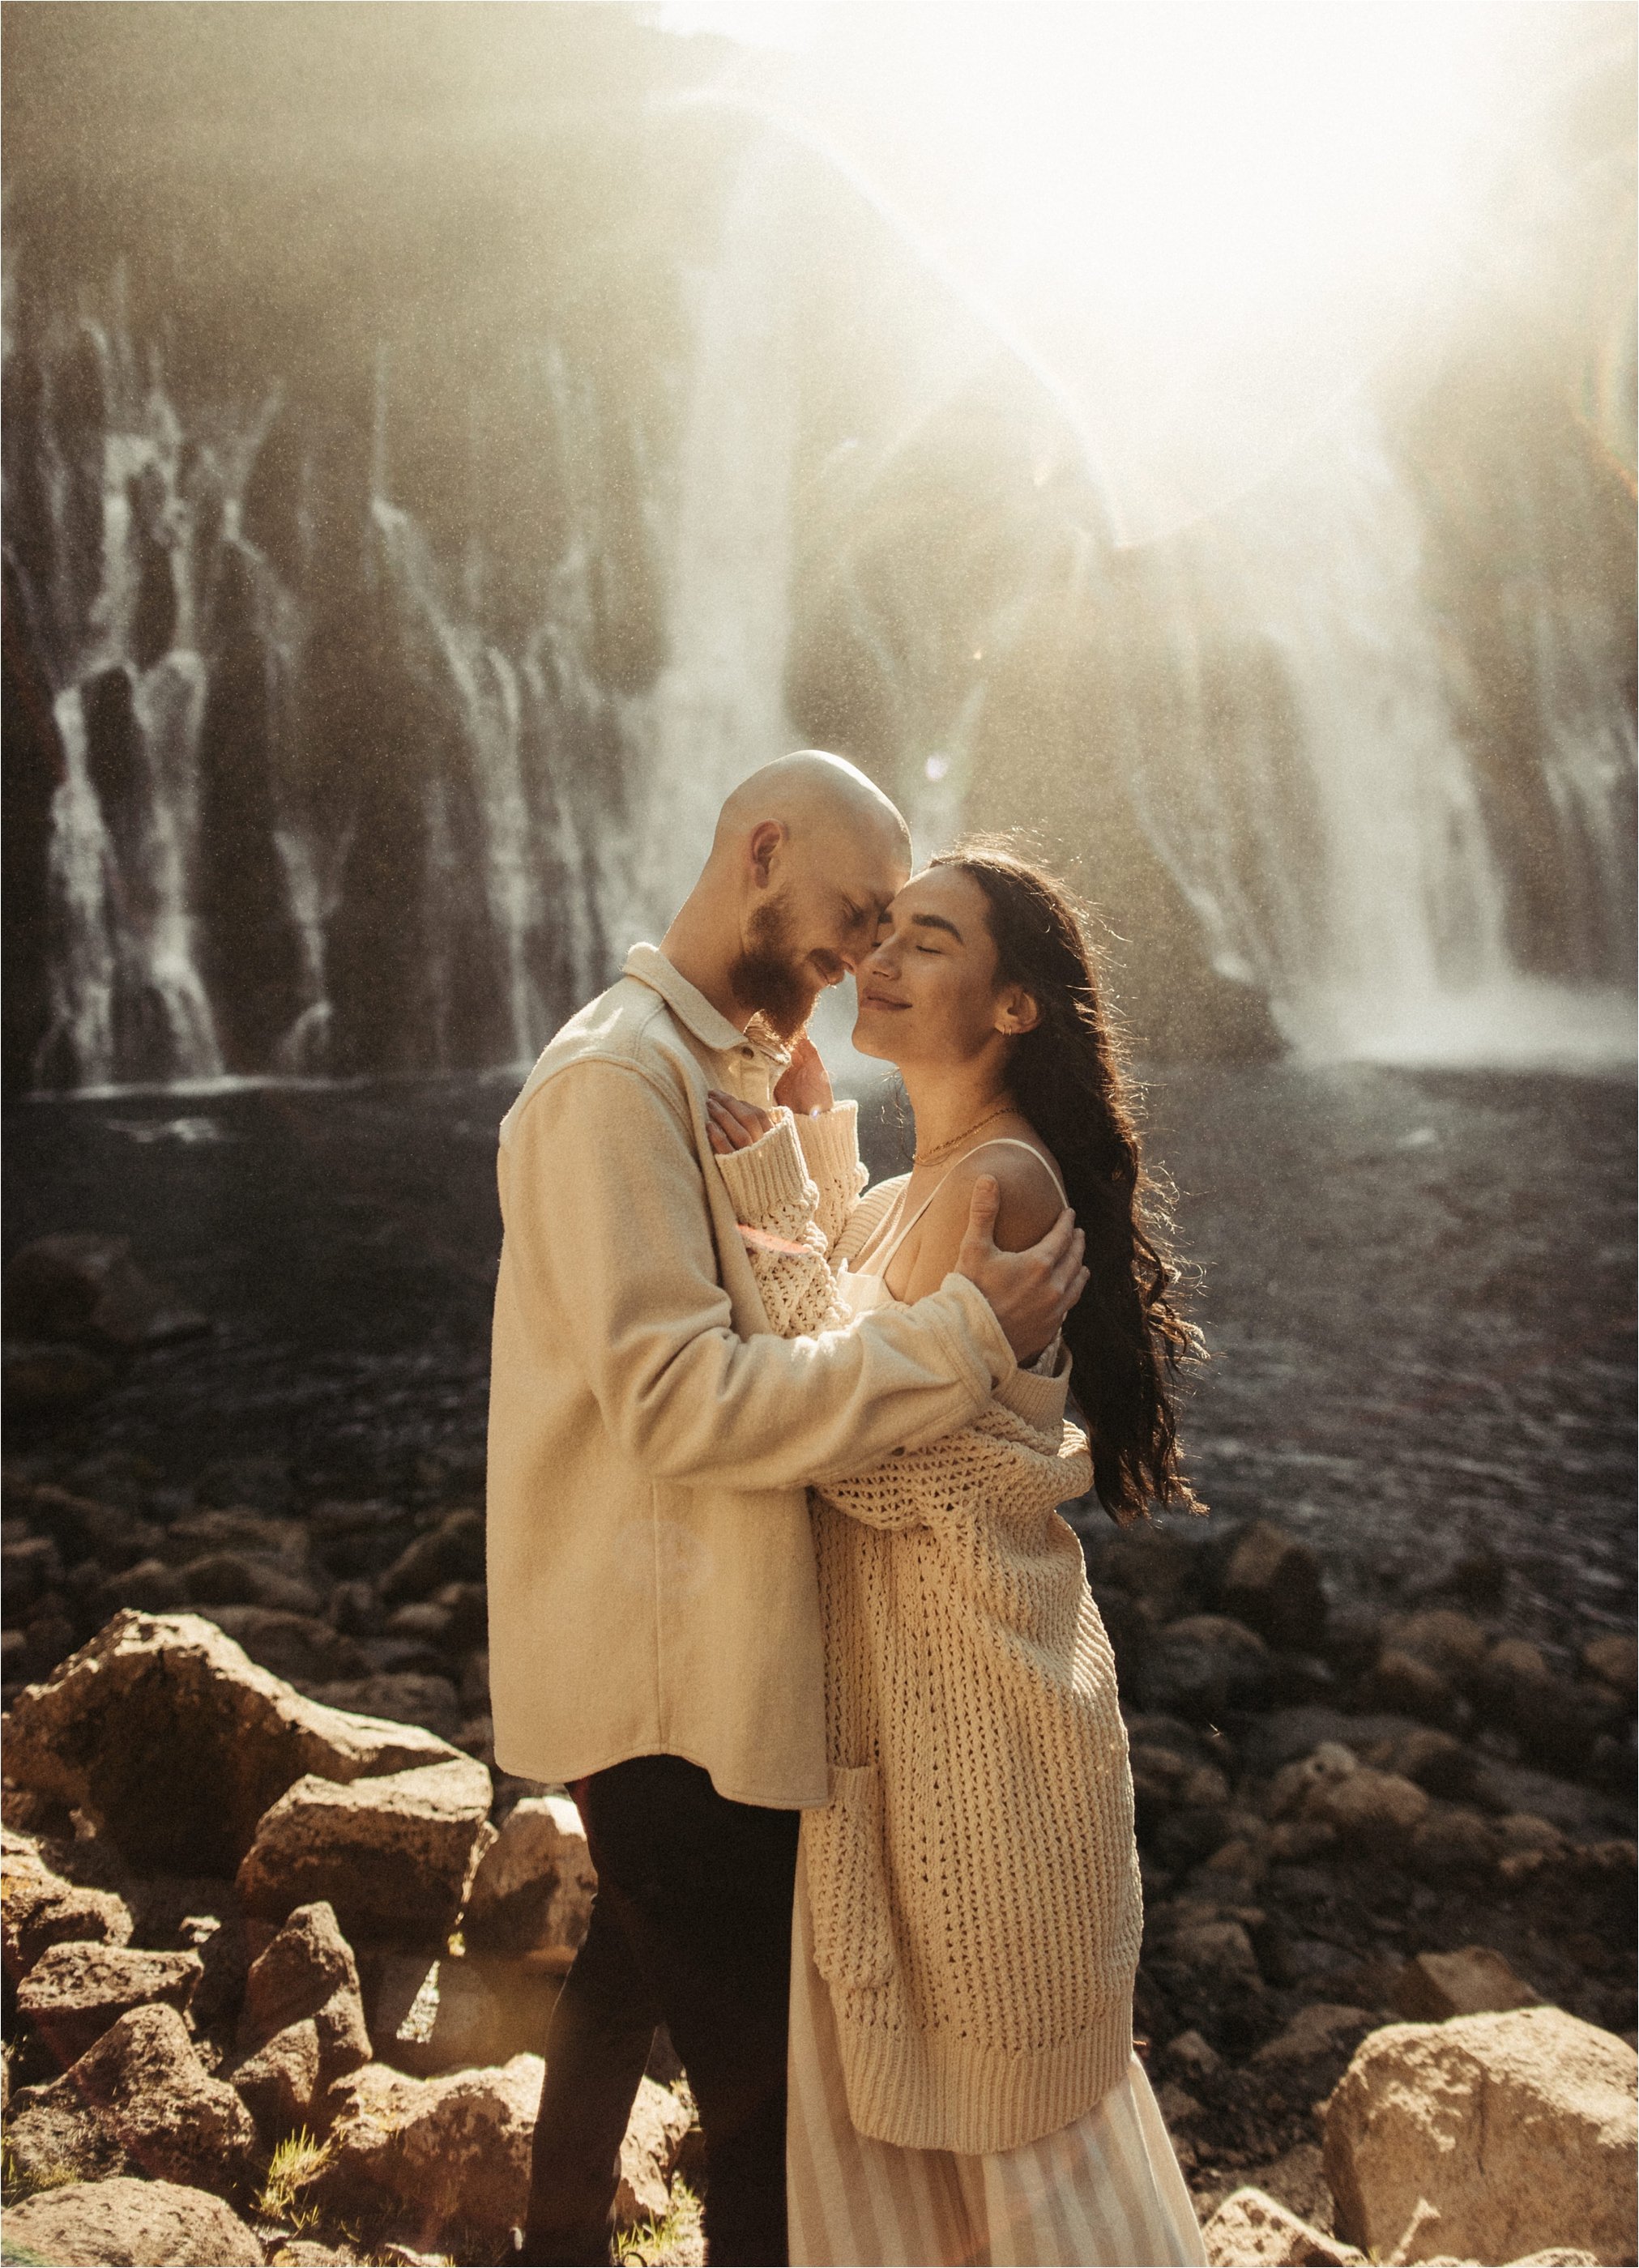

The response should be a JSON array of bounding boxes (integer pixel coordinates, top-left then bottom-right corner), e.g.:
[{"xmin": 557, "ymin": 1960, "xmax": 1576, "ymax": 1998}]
[{"xmin": 487, "ymin": 752, "xmax": 1208, "ymax": 2267}]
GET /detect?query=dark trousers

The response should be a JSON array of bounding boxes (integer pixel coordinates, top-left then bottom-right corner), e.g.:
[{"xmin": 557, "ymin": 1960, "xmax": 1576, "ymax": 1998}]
[{"xmin": 521, "ymin": 1754, "xmax": 800, "ymax": 2266}]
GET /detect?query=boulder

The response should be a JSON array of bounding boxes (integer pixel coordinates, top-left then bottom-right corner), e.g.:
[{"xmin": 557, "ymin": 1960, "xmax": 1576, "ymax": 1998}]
[
  {"xmin": 100, "ymin": 1557, "xmax": 196, "ymax": 1614},
  {"xmin": 305, "ymin": 1672, "xmax": 463, "ymax": 1745},
  {"xmin": 1581, "ymin": 1634, "xmax": 1636, "ymax": 1698},
  {"xmin": 1266, "ymin": 1741, "xmax": 1357, "ymax": 1820},
  {"xmin": 5, "ymin": 2070, "xmax": 139, "ymax": 2185},
  {"xmin": 1324, "ymin": 2006, "xmax": 1638, "ymax": 2266},
  {"xmin": 1, "ymin": 2175, "xmax": 264, "ymax": 2265},
  {"xmin": 239, "ymin": 1899, "xmax": 361, "ymax": 2040},
  {"xmin": 463, "ymin": 1793, "xmax": 596, "ymax": 1964},
  {"xmin": 458, "ymin": 1649, "xmax": 490, "ymax": 1712},
  {"xmin": 310, "ymin": 2053, "xmax": 540, "ymax": 2248},
  {"xmin": 2, "ymin": 1834, "xmax": 134, "ymax": 1973},
  {"xmin": 196, "ymin": 1607, "xmax": 372, "ymax": 1689},
  {"xmin": 1310, "ymin": 1768, "xmax": 1430, "ymax": 1852},
  {"xmin": 175, "ymin": 1553, "xmax": 325, "ymax": 1616},
  {"xmin": 16, "ymin": 1938, "xmax": 203, "ymax": 2066},
  {"xmin": 1496, "ymin": 1812, "xmax": 1567, "ymax": 1857},
  {"xmin": 1244, "ymin": 2141, "xmax": 1338, "ymax": 2237},
  {"xmin": 1162, "ymin": 2027, "xmax": 1223, "ymax": 2084},
  {"xmin": 1381, "ymin": 1610, "xmax": 1490, "ymax": 1688},
  {"xmin": 157, "ymin": 1509, "xmax": 312, "ymax": 1566},
  {"xmin": 368, "ymin": 1947, "xmax": 559, "ymax": 2076},
  {"xmin": 2, "ymin": 1533, "xmax": 66, "ymax": 1616},
  {"xmin": 309, "ymin": 2057, "xmax": 686, "ymax": 2249},
  {"xmin": 1253, "ymin": 2004, "xmax": 1375, "ymax": 2074},
  {"xmin": 1267, "ymin": 1818, "xmax": 1340, "ymax": 1865},
  {"xmin": 1219, "ymin": 1522, "xmax": 1329, "ymax": 1651},
  {"xmin": 1189, "ymin": 1833, "xmax": 1266, "ymax": 1900},
  {"xmin": 236, "ymin": 1755, "xmax": 493, "ymax": 1945},
  {"xmin": 1129, "ymin": 1742, "xmax": 1198, "ymax": 1832},
  {"xmin": 1150, "ymin": 1912, "xmax": 1267, "ymax": 2048},
  {"xmin": 2, "ymin": 1612, "xmax": 467, "ymax": 1874},
  {"xmin": 231, "ymin": 1900, "xmax": 372, "ymax": 2138},
  {"xmin": 1359, "ymin": 1648, "xmax": 1458, "ymax": 1727},
  {"xmin": 1390, "ymin": 1946, "xmax": 1543, "ymax": 2023},
  {"xmin": 378, "ymin": 1510, "xmax": 485, "ymax": 1605},
  {"xmin": 384, "ymin": 1602, "xmax": 454, "ymax": 1643},
  {"xmin": 4, "ymin": 1234, "xmax": 209, "ymax": 1351},
  {"xmin": 1142, "ymin": 1614, "xmax": 1273, "ymax": 1720},
  {"xmin": 126, "ymin": 1876, "xmax": 251, "ymax": 2029},
  {"xmin": 36, "ymin": 2002, "xmax": 262, "ymax": 2197},
  {"xmin": 430, "ymin": 1582, "xmax": 488, "ymax": 1649},
  {"xmin": 7, "ymin": 1481, "xmax": 162, "ymax": 1570},
  {"xmin": 1406, "ymin": 1805, "xmax": 1500, "ymax": 1882},
  {"xmin": 1479, "ymin": 1645, "xmax": 1611, "ymax": 1776},
  {"xmin": 1202, "ymin": 2187, "xmax": 1364, "ymax": 2266},
  {"xmin": 614, "ymin": 2076, "xmax": 694, "ymax": 2228},
  {"xmin": 1366, "ymin": 1727, "xmax": 1480, "ymax": 1801}
]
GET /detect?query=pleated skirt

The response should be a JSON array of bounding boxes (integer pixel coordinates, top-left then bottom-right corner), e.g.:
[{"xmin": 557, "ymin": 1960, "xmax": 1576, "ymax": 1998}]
[{"xmin": 787, "ymin": 1871, "xmax": 1207, "ymax": 2268}]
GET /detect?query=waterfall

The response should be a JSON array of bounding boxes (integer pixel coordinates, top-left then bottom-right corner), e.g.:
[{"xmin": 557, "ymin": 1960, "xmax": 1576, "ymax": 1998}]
[
  {"xmin": 3, "ymin": 132, "xmax": 1633, "ymax": 1089},
  {"xmin": 1113, "ymin": 409, "xmax": 1516, "ymax": 1060},
  {"xmin": 1113, "ymin": 403, "xmax": 1636, "ymax": 1064},
  {"xmin": 629, "ymin": 138, "xmax": 801, "ymax": 928}
]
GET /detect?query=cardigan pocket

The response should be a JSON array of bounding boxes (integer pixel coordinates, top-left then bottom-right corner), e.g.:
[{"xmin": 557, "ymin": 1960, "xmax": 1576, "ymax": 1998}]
[{"xmin": 805, "ymin": 1763, "xmax": 897, "ymax": 1991}]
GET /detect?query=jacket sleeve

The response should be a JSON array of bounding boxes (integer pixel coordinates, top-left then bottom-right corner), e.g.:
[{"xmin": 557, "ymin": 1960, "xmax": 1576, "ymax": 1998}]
[{"xmin": 500, "ymin": 1057, "xmax": 1014, "ymax": 1492}]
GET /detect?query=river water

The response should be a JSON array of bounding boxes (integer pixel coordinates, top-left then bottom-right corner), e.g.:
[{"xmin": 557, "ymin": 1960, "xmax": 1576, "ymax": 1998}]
[{"xmin": 5, "ymin": 1059, "xmax": 1632, "ymax": 1651}]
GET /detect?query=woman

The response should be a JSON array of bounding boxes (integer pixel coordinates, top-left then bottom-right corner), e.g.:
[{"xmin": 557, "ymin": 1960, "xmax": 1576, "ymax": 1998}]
[{"xmin": 706, "ymin": 844, "xmax": 1207, "ymax": 2268}]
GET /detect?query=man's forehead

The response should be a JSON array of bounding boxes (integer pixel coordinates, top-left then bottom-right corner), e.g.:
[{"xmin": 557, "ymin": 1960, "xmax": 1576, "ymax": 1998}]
[
  {"xmin": 843, "ymin": 828, "xmax": 911, "ymax": 904},
  {"xmin": 850, "ymin": 858, "xmax": 907, "ymax": 911}
]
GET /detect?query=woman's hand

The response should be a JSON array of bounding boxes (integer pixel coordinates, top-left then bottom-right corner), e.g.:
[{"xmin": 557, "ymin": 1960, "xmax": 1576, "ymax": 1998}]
[
  {"xmin": 773, "ymin": 1033, "xmax": 834, "ymax": 1118},
  {"xmin": 706, "ymin": 1092, "xmax": 780, "ymax": 1156}
]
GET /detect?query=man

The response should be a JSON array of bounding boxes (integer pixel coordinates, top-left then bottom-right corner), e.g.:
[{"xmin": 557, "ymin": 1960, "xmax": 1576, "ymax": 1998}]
[{"xmin": 488, "ymin": 751, "xmax": 1087, "ymax": 2265}]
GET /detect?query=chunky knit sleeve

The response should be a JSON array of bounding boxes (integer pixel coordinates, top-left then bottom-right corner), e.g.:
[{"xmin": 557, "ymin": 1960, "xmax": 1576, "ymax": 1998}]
[
  {"xmin": 817, "ymin": 1400, "xmax": 1092, "ymax": 1533},
  {"xmin": 794, "ymin": 1102, "xmax": 871, "ymax": 1252},
  {"xmin": 714, "ymin": 1111, "xmax": 851, "ymax": 1338}
]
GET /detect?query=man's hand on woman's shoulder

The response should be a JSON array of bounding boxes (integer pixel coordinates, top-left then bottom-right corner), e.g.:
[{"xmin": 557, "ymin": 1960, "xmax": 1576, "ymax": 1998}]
[{"xmin": 953, "ymin": 1176, "xmax": 1086, "ymax": 1367}]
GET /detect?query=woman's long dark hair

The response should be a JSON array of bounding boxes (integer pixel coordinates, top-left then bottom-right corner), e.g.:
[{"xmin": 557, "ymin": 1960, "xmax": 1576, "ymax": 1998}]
[{"xmin": 932, "ymin": 841, "xmax": 1205, "ymax": 1525}]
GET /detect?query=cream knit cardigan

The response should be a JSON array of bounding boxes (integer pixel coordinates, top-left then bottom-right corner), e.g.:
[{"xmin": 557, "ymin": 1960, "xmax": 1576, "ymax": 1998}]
[{"xmin": 717, "ymin": 1112, "xmax": 1145, "ymax": 2156}]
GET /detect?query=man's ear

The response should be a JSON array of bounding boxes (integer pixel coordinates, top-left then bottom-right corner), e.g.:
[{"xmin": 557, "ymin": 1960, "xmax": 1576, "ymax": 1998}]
[
  {"xmin": 996, "ymin": 986, "xmax": 1041, "ymax": 1037},
  {"xmin": 747, "ymin": 818, "xmax": 786, "ymax": 889}
]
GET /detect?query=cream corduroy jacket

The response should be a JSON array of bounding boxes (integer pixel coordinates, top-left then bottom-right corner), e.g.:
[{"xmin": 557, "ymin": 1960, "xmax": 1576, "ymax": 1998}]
[
  {"xmin": 715, "ymin": 1111, "xmax": 1146, "ymax": 2156},
  {"xmin": 485, "ymin": 944, "xmax": 1021, "ymax": 1810}
]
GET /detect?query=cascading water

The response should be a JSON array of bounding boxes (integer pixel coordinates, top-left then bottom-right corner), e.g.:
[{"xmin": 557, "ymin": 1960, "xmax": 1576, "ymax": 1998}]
[
  {"xmin": 3, "ymin": 115, "xmax": 1633, "ymax": 1090},
  {"xmin": 1109, "ymin": 409, "xmax": 1526, "ymax": 1062},
  {"xmin": 629, "ymin": 136, "xmax": 802, "ymax": 927}
]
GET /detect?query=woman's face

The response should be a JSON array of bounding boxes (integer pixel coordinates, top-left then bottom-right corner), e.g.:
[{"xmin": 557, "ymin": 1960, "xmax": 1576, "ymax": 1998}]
[{"xmin": 852, "ymin": 867, "xmax": 1032, "ymax": 1068}]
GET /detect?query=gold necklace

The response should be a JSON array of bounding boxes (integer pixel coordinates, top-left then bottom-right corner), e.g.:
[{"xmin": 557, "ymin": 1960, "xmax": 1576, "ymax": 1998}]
[{"xmin": 914, "ymin": 1098, "xmax": 1015, "ymax": 1168}]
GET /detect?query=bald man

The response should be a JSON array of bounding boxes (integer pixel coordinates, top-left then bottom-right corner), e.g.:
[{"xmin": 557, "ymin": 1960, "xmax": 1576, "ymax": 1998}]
[{"xmin": 488, "ymin": 752, "xmax": 1087, "ymax": 2266}]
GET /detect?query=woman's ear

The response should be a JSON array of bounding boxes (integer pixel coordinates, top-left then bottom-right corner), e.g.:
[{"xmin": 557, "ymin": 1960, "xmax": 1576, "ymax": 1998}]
[{"xmin": 996, "ymin": 986, "xmax": 1041, "ymax": 1037}]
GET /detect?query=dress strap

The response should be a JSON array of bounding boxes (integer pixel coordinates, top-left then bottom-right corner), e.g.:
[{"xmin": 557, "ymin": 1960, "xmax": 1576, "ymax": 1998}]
[
  {"xmin": 852, "ymin": 1138, "xmax": 1066, "ymax": 1281},
  {"xmin": 960, "ymin": 1136, "xmax": 1069, "ymax": 1204}
]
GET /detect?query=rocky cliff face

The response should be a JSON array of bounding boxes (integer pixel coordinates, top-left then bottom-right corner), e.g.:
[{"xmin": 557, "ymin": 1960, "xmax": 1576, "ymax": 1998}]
[{"xmin": 2, "ymin": 4, "xmax": 1633, "ymax": 1090}]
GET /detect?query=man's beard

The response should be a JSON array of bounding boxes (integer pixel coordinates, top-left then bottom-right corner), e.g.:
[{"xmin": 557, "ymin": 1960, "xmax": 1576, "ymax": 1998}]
[{"xmin": 729, "ymin": 897, "xmax": 832, "ymax": 1042}]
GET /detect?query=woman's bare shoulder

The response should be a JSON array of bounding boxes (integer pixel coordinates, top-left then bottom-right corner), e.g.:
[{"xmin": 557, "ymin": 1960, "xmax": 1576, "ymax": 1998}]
[{"xmin": 899, "ymin": 1140, "xmax": 1064, "ymax": 1294}]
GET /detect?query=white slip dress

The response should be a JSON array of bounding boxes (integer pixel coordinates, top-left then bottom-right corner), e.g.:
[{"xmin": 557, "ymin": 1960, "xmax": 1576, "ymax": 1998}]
[{"xmin": 787, "ymin": 1141, "xmax": 1207, "ymax": 2268}]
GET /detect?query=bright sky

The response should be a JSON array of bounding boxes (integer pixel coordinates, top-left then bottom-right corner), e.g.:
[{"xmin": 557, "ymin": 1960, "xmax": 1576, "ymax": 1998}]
[{"xmin": 655, "ymin": 2, "xmax": 1555, "ymax": 541}]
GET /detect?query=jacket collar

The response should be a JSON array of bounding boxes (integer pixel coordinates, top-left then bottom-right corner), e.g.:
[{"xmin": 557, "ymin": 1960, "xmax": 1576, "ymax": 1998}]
[{"xmin": 623, "ymin": 942, "xmax": 790, "ymax": 1067}]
